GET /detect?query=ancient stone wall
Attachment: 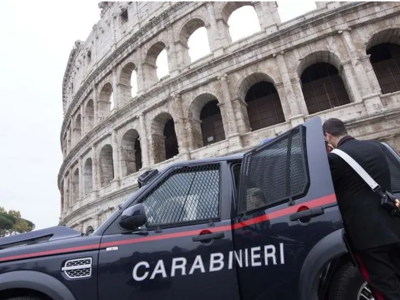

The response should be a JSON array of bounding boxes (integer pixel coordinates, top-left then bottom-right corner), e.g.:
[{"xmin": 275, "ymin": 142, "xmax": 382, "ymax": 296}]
[{"xmin": 59, "ymin": 1, "xmax": 400, "ymax": 232}]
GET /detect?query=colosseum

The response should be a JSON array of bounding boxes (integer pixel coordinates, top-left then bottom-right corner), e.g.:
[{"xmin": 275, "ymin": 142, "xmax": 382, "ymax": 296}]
[{"xmin": 59, "ymin": 1, "xmax": 400, "ymax": 232}]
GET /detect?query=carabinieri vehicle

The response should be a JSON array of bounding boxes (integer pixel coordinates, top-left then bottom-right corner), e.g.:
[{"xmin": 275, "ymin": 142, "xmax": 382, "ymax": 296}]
[{"xmin": 1, "ymin": 117, "xmax": 400, "ymax": 300}]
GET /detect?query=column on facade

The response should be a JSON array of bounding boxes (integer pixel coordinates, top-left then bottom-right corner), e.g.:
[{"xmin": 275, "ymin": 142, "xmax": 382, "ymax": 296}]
[
  {"xmin": 136, "ymin": 49, "xmax": 146, "ymax": 95},
  {"xmin": 253, "ymin": 1, "xmax": 280, "ymax": 34},
  {"xmin": 359, "ymin": 54, "xmax": 382, "ymax": 95},
  {"xmin": 275, "ymin": 52, "xmax": 304, "ymax": 124},
  {"xmin": 111, "ymin": 130, "xmax": 121, "ymax": 188},
  {"xmin": 340, "ymin": 29, "xmax": 384, "ymax": 113},
  {"xmin": 139, "ymin": 113, "xmax": 150, "ymax": 168},
  {"xmin": 172, "ymin": 93, "xmax": 190, "ymax": 158},
  {"xmin": 63, "ymin": 175, "xmax": 69, "ymax": 213},
  {"xmin": 206, "ymin": 2, "xmax": 224, "ymax": 56},
  {"xmin": 112, "ymin": 69, "xmax": 119, "ymax": 111},
  {"xmin": 92, "ymin": 144, "xmax": 100, "ymax": 195},
  {"xmin": 93, "ymin": 25, "xmax": 98, "ymax": 68},
  {"xmin": 111, "ymin": 13, "xmax": 118, "ymax": 51},
  {"xmin": 166, "ymin": 27, "xmax": 181, "ymax": 75},
  {"xmin": 78, "ymin": 157, "xmax": 84, "ymax": 200},
  {"xmin": 92, "ymin": 84, "xmax": 99, "ymax": 125},
  {"xmin": 231, "ymin": 96, "xmax": 251, "ymax": 134},
  {"xmin": 274, "ymin": 82, "xmax": 292, "ymax": 122},
  {"xmin": 219, "ymin": 74, "xmax": 242, "ymax": 151},
  {"xmin": 80, "ymin": 104, "xmax": 85, "ymax": 137},
  {"xmin": 219, "ymin": 74, "xmax": 239, "ymax": 136},
  {"xmin": 340, "ymin": 62, "xmax": 362, "ymax": 103}
]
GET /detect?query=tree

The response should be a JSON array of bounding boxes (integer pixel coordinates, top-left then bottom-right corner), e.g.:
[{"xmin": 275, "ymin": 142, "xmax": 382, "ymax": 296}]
[{"xmin": 0, "ymin": 207, "xmax": 35, "ymax": 237}]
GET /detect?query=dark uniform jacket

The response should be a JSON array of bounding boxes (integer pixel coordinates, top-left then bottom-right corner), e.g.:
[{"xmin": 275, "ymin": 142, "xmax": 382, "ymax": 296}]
[{"xmin": 328, "ymin": 136, "xmax": 400, "ymax": 251}]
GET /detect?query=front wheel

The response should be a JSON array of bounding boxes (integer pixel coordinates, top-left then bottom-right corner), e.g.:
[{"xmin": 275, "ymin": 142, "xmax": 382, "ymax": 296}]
[{"xmin": 328, "ymin": 261, "xmax": 374, "ymax": 300}]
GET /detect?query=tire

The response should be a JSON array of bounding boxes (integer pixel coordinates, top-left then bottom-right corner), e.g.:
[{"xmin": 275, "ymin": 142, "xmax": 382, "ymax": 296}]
[{"xmin": 328, "ymin": 261, "xmax": 374, "ymax": 300}]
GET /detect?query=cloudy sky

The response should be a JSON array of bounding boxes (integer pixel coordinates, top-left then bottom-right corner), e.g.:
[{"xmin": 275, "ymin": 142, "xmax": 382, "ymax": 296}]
[{"xmin": 0, "ymin": 0, "xmax": 317, "ymax": 231}]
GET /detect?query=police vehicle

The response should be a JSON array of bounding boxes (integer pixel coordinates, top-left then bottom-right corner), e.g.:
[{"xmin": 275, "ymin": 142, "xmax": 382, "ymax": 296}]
[{"xmin": 1, "ymin": 117, "xmax": 399, "ymax": 300}]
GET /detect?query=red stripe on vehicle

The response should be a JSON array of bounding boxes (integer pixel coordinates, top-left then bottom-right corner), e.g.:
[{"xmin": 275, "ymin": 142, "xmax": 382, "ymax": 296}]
[
  {"xmin": 0, "ymin": 244, "xmax": 99, "ymax": 263},
  {"xmin": 0, "ymin": 193, "xmax": 337, "ymax": 263}
]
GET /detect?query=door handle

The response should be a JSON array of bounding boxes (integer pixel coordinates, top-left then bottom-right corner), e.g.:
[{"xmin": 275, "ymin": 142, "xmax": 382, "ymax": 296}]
[
  {"xmin": 290, "ymin": 207, "xmax": 325, "ymax": 222},
  {"xmin": 192, "ymin": 232, "xmax": 225, "ymax": 242}
]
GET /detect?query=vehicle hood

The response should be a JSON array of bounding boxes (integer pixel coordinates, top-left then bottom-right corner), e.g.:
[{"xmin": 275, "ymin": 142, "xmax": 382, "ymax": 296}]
[{"xmin": 0, "ymin": 226, "xmax": 100, "ymax": 263}]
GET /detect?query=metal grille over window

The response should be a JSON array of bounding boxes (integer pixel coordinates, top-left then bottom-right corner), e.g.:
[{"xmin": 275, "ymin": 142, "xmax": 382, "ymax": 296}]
[
  {"xmin": 62, "ymin": 257, "xmax": 92, "ymax": 279},
  {"xmin": 238, "ymin": 126, "xmax": 309, "ymax": 212},
  {"xmin": 142, "ymin": 164, "xmax": 220, "ymax": 227}
]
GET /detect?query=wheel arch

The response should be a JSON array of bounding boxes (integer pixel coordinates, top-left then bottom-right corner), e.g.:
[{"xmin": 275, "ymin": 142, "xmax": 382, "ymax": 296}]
[
  {"xmin": 0, "ymin": 270, "xmax": 76, "ymax": 300},
  {"xmin": 299, "ymin": 229, "xmax": 350, "ymax": 300}
]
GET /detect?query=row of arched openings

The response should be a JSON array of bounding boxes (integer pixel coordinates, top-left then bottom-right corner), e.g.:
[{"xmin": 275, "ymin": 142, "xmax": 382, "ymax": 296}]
[{"xmin": 62, "ymin": 39, "xmax": 400, "ymax": 210}]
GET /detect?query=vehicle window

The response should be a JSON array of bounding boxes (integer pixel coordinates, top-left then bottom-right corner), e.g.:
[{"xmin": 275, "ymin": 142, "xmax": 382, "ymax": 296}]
[
  {"xmin": 238, "ymin": 126, "xmax": 309, "ymax": 213},
  {"xmin": 141, "ymin": 164, "xmax": 220, "ymax": 228}
]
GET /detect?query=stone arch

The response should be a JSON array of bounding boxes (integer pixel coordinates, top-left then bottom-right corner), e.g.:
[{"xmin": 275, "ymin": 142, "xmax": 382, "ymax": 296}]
[
  {"xmin": 98, "ymin": 82, "xmax": 114, "ymax": 120},
  {"xmin": 190, "ymin": 93, "xmax": 226, "ymax": 148},
  {"xmin": 85, "ymin": 100, "xmax": 94, "ymax": 132},
  {"xmin": 74, "ymin": 114, "xmax": 82, "ymax": 145},
  {"xmin": 121, "ymin": 129, "xmax": 142, "ymax": 176},
  {"xmin": 179, "ymin": 18, "xmax": 211, "ymax": 63},
  {"xmin": 145, "ymin": 41, "xmax": 169, "ymax": 83},
  {"xmin": 298, "ymin": 51, "xmax": 350, "ymax": 114},
  {"xmin": 222, "ymin": 2, "xmax": 261, "ymax": 42},
  {"xmin": 99, "ymin": 144, "xmax": 114, "ymax": 187},
  {"xmin": 366, "ymin": 28, "xmax": 400, "ymax": 94},
  {"xmin": 238, "ymin": 73, "xmax": 285, "ymax": 131},
  {"xmin": 151, "ymin": 112, "xmax": 179, "ymax": 164},
  {"xmin": 84, "ymin": 158, "xmax": 93, "ymax": 195},
  {"xmin": 72, "ymin": 168, "xmax": 79, "ymax": 205},
  {"xmin": 119, "ymin": 62, "xmax": 138, "ymax": 103}
]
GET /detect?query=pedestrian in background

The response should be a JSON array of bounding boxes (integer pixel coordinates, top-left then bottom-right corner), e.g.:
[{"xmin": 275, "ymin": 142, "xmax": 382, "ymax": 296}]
[{"xmin": 323, "ymin": 118, "xmax": 400, "ymax": 300}]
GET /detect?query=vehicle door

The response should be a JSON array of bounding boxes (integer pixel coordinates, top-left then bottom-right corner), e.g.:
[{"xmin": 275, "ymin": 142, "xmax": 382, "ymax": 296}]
[
  {"xmin": 232, "ymin": 116, "xmax": 341, "ymax": 300},
  {"xmin": 97, "ymin": 162, "xmax": 240, "ymax": 300},
  {"xmin": 380, "ymin": 141, "xmax": 400, "ymax": 199}
]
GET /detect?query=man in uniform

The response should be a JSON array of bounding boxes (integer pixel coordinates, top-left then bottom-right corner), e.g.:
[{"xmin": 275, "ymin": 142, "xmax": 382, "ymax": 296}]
[{"xmin": 323, "ymin": 118, "xmax": 400, "ymax": 300}]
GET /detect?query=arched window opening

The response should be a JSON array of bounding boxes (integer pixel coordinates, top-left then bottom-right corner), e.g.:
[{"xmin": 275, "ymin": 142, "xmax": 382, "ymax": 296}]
[
  {"xmin": 245, "ymin": 81, "xmax": 285, "ymax": 131},
  {"xmin": 188, "ymin": 27, "xmax": 210, "ymax": 62},
  {"xmin": 99, "ymin": 83, "xmax": 113, "ymax": 121},
  {"xmin": 84, "ymin": 158, "xmax": 93, "ymax": 195},
  {"xmin": 72, "ymin": 169, "xmax": 79, "ymax": 204},
  {"xmin": 367, "ymin": 43, "xmax": 400, "ymax": 94},
  {"xmin": 99, "ymin": 145, "xmax": 114, "ymax": 187},
  {"xmin": 226, "ymin": 5, "xmax": 261, "ymax": 42},
  {"xmin": 152, "ymin": 113, "xmax": 178, "ymax": 164},
  {"xmin": 164, "ymin": 119, "xmax": 179, "ymax": 160},
  {"xmin": 200, "ymin": 100, "xmax": 225, "ymax": 146},
  {"xmin": 180, "ymin": 19, "xmax": 210, "ymax": 63},
  {"xmin": 74, "ymin": 114, "xmax": 82, "ymax": 144},
  {"xmin": 277, "ymin": 1, "xmax": 317, "ymax": 23},
  {"xmin": 120, "ymin": 63, "xmax": 138, "ymax": 104},
  {"xmin": 156, "ymin": 49, "xmax": 169, "ymax": 80},
  {"xmin": 145, "ymin": 42, "xmax": 169, "ymax": 84},
  {"xmin": 121, "ymin": 129, "xmax": 142, "ymax": 176},
  {"xmin": 85, "ymin": 100, "xmax": 94, "ymax": 132},
  {"xmin": 301, "ymin": 63, "xmax": 350, "ymax": 115}
]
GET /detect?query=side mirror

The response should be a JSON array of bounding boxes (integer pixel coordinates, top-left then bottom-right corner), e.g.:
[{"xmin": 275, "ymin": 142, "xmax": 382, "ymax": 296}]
[{"xmin": 119, "ymin": 204, "xmax": 147, "ymax": 231}]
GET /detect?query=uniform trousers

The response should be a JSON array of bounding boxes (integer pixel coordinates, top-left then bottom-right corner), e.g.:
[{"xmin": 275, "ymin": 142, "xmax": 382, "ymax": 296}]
[{"xmin": 355, "ymin": 243, "xmax": 400, "ymax": 300}]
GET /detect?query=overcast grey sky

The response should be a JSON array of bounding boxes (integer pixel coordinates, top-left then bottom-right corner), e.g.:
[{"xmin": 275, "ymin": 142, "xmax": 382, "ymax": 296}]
[{"xmin": 0, "ymin": 1, "xmax": 317, "ymax": 231}]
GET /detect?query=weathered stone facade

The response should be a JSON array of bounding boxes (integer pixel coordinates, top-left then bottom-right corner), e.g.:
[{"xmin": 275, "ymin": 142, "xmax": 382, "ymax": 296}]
[{"xmin": 59, "ymin": 1, "xmax": 400, "ymax": 233}]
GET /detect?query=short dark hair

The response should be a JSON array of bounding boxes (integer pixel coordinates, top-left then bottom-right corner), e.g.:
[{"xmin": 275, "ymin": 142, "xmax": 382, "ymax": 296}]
[{"xmin": 323, "ymin": 118, "xmax": 348, "ymax": 137}]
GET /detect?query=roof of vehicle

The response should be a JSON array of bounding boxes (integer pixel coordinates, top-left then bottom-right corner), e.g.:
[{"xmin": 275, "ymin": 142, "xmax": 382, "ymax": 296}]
[{"xmin": 164, "ymin": 152, "xmax": 245, "ymax": 169}]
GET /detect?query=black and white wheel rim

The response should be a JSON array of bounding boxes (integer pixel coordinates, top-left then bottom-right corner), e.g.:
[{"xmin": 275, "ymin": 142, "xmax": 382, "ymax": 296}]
[{"xmin": 358, "ymin": 282, "xmax": 374, "ymax": 300}]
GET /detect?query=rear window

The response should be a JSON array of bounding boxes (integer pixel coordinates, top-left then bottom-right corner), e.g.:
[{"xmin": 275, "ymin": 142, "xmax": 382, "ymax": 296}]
[{"xmin": 238, "ymin": 125, "xmax": 309, "ymax": 213}]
